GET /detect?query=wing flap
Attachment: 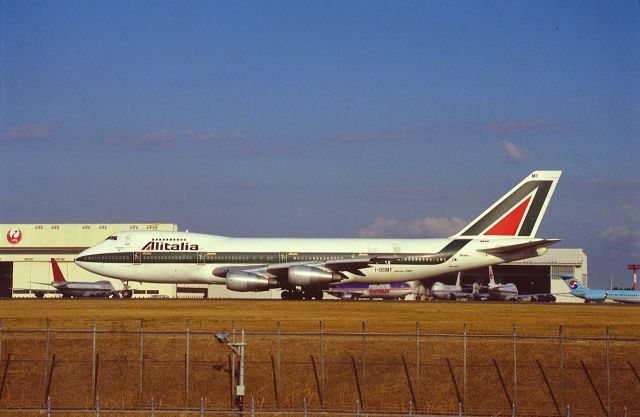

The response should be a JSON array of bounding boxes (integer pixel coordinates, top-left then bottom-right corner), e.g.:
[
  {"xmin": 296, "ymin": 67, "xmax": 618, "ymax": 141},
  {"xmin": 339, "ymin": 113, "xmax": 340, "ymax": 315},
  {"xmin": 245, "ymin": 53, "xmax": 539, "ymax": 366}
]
[{"xmin": 478, "ymin": 239, "xmax": 560, "ymax": 256}]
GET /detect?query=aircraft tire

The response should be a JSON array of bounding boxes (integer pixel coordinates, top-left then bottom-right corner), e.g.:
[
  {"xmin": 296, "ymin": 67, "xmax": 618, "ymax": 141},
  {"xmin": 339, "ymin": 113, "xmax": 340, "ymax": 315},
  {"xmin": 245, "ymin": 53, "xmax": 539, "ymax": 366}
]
[
  {"xmin": 34, "ymin": 291, "xmax": 44, "ymax": 299},
  {"xmin": 121, "ymin": 290, "xmax": 133, "ymax": 299}
]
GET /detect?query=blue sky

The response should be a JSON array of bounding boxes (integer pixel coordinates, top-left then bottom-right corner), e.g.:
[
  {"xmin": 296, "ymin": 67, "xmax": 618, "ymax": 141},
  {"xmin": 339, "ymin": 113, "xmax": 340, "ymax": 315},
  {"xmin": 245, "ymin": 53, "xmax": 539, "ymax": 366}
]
[{"xmin": 1, "ymin": 1, "xmax": 639, "ymax": 287}]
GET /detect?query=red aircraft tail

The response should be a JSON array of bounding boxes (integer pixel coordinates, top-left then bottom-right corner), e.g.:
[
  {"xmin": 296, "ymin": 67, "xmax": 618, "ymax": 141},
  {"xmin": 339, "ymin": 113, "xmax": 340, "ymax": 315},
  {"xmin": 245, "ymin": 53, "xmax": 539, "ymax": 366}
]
[{"xmin": 51, "ymin": 258, "xmax": 67, "ymax": 282}]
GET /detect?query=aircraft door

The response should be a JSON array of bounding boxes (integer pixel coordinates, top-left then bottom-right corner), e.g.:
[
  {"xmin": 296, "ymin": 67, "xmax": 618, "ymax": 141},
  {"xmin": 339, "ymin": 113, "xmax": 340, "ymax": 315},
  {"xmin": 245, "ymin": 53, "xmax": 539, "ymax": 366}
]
[
  {"xmin": 279, "ymin": 252, "xmax": 287, "ymax": 263},
  {"xmin": 197, "ymin": 252, "xmax": 206, "ymax": 265}
]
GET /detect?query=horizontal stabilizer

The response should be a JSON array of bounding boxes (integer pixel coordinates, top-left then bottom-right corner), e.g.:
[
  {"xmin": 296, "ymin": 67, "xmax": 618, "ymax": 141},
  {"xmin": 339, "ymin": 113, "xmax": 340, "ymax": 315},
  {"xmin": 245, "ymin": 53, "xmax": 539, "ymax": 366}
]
[{"xmin": 477, "ymin": 239, "xmax": 560, "ymax": 256}]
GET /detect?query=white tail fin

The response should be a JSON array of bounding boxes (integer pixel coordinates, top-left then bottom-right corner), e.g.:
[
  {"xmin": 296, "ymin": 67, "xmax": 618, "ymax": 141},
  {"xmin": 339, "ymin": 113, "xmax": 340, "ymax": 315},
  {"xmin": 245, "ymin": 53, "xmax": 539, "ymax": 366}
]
[
  {"xmin": 451, "ymin": 171, "xmax": 562, "ymax": 239},
  {"xmin": 455, "ymin": 272, "xmax": 461, "ymax": 287}
]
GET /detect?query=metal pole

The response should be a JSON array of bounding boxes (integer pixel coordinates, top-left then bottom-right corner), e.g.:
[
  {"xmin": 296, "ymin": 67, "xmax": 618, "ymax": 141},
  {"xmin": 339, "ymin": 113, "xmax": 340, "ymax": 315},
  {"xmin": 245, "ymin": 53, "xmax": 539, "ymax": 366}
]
[
  {"xmin": 251, "ymin": 397, "xmax": 255, "ymax": 417},
  {"xmin": 140, "ymin": 320, "xmax": 144, "ymax": 396},
  {"xmin": 200, "ymin": 397, "xmax": 204, "ymax": 417},
  {"xmin": 513, "ymin": 323, "xmax": 517, "ymax": 407},
  {"xmin": 303, "ymin": 398, "xmax": 307, "ymax": 417},
  {"xmin": 44, "ymin": 319, "xmax": 50, "ymax": 401},
  {"xmin": 361, "ymin": 321, "xmax": 366, "ymax": 398},
  {"xmin": 463, "ymin": 322, "xmax": 467, "ymax": 412},
  {"xmin": 186, "ymin": 319, "xmax": 190, "ymax": 406},
  {"xmin": 47, "ymin": 395, "xmax": 51, "ymax": 417},
  {"xmin": 416, "ymin": 321, "xmax": 420, "ymax": 408},
  {"xmin": 96, "ymin": 395, "xmax": 100, "ymax": 417},
  {"xmin": 150, "ymin": 396, "xmax": 155, "ymax": 417},
  {"xmin": 559, "ymin": 324, "xmax": 564, "ymax": 415},
  {"xmin": 92, "ymin": 319, "xmax": 97, "ymax": 400},
  {"xmin": 356, "ymin": 399, "xmax": 361, "ymax": 417},
  {"xmin": 320, "ymin": 320, "xmax": 324, "ymax": 406},
  {"xmin": 231, "ymin": 320, "xmax": 236, "ymax": 401},
  {"xmin": 606, "ymin": 326, "xmax": 610, "ymax": 417},
  {"xmin": 277, "ymin": 320, "xmax": 281, "ymax": 404},
  {"xmin": 239, "ymin": 330, "xmax": 246, "ymax": 396}
]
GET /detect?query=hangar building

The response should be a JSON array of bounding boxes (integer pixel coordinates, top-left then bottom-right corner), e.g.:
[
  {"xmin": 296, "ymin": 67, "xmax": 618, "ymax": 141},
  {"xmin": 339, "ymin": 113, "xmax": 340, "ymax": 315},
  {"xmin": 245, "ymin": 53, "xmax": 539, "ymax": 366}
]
[{"xmin": 1, "ymin": 224, "xmax": 586, "ymax": 301}]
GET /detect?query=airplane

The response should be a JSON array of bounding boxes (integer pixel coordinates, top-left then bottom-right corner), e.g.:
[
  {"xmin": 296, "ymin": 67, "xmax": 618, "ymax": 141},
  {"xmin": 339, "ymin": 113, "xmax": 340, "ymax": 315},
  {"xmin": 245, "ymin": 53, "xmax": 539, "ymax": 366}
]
[
  {"xmin": 326, "ymin": 282, "xmax": 414, "ymax": 300},
  {"xmin": 563, "ymin": 276, "xmax": 640, "ymax": 304},
  {"xmin": 33, "ymin": 259, "xmax": 120, "ymax": 298},
  {"xmin": 431, "ymin": 272, "xmax": 472, "ymax": 300},
  {"xmin": 75, "ymin": 170, "xmax": 562, "ymax": 300},
  {"xmin": 487, "ymin": 265, "xmax": 519, "ymax": 300}
]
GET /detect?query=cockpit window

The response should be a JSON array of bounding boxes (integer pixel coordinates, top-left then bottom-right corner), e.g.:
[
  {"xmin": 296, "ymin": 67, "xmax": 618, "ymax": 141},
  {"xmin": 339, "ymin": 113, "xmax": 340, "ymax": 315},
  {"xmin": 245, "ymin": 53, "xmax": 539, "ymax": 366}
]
[{"xmin": 106, "ymin": 235, "xmax": 118, "ymax": 241}]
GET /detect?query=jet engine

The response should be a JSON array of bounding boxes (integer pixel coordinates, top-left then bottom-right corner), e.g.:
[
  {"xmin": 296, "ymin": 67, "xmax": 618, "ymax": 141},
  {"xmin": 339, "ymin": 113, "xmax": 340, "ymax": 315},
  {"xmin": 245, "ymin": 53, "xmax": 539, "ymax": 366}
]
[
  {"xmin": 226, "ymin": 271, "xmax": 277, "ymax": 292},
  {"xmin": 288, "ymin": 265, "xmax": 342, "ymax": 286}
]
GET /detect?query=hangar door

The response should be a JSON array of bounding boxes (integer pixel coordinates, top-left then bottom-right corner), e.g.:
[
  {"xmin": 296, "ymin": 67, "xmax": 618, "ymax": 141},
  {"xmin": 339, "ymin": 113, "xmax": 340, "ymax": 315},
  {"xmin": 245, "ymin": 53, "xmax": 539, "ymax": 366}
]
[{"xmin": 0, "ymin": 262, "xmax": 13, "ymax": 298}]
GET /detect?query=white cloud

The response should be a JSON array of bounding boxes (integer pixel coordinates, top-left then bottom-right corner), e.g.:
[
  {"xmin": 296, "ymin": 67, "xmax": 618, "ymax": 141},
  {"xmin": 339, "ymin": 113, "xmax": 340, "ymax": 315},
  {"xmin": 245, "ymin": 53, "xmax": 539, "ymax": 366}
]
[
  {"xmin": 358, "ymin": 216, "xmax": 467, "ymax": 238},
  {"xmin": 486, "ymin": 119, "xmax": 555, "ymax": 134},
  {"xmin": 502, "ymin": 141, "xmax": 529, "ymax": 163},
  {"xmin": 0, "ymin": 124, "xmax": 55, "ymax": 141},
  {"xmin": 109, "ymin": 129, "xmax": 246, "ymax": 145}
]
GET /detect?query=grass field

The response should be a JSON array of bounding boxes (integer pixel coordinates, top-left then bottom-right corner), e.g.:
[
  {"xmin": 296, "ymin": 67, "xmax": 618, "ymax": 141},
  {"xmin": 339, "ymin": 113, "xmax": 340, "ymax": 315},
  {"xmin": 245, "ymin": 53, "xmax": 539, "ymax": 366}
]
[{"xmin": 0, "ymin": 299, "xmax": 639, "ymax": 416}]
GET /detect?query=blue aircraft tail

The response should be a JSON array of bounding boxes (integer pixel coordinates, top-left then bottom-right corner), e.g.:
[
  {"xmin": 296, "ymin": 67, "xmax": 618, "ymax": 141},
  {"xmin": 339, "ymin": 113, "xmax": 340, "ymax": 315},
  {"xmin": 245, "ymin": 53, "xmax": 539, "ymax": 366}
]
[{"xmin": 562, "ymin": 275, "xmax": 586, "ymax": 292}]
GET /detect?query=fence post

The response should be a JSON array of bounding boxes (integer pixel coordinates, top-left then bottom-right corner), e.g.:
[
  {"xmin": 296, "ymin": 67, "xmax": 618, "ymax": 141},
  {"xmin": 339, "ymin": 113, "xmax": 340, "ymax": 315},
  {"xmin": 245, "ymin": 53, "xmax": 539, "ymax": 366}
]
[
  {"xmin": 559, "ymin": 324, "xmax": 564, "ymax": 415},
  {"xmin": 150, "ymin": 396, "xmax": 155, "ymax": 417},
  {"xmin": 92, "ymin": 318, "xmax": 97, "ymax": 400},
  {"xmin": 44, "ymin": 318, "xmax": 50, "ymax": 402},
  {"xmin": 277, "ymin": 320, "xmax": 281, "ymax": 407},
  {"xmin": 356, "ymin": 399, "xmax": 361, "ymax": 417},
  {"xmin": 186, "ymin": 319, "xmax": 190, "ymax": 406},
  {"xmin": 200, "ymin": 397, "xmax": 205, "ymax": 417},
  {"xmin": 320, "ymin": 320, "xmax": 325, "ymax": 408},
  {"xmin": 606, "ymin": 325, "xmax": 610, "ymax": 417},
  {"xmin": 513, "ymin": 323, "xmax": 517, "ymax": 408},
  {"xmin": 303, "ymin": 397, "xmax": 307, "ymax": 417},
  {"xmin": 361, "ymin": 320, "xmax": 366, "ymax": 405},
  {"xmin": 47, "ymin": 395, "xmax": 51, "ymax": 417},
  {"xmin": 463, "ymin": 322, "xmax": 467, "ymax": 413},
  {"xmin": 96, "ymin": 395, "xmax": 100, "ymax": 417},
  {"xmin": 416, "ymin": 321, "xmax": 420, "ymax": 408},
  {"xmin": 140, "ymin": 319, "xmax": 144, "ymax": 397},
  {"xmin": 408, "ymin": 400, "xmax": 413, "ymax": 416}
]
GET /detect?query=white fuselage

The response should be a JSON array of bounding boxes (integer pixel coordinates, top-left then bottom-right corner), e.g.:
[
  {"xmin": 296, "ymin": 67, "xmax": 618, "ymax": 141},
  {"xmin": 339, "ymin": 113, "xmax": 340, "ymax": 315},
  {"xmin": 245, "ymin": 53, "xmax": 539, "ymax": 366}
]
[{"xmin": 75, "ymin": 231, "xmax": 546, "ymax": 286}]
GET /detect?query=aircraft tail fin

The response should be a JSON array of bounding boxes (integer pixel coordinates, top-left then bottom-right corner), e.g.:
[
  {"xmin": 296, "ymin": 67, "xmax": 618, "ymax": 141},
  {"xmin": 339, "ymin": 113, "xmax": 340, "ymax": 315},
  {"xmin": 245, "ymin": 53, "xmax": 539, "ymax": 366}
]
[
  {"xmin": 51, "ymin": 259, "xmax": 66, "ymax": 283},
  {"xmin": 451, "ymin": 171, "xmax": 562, "ymax": 239},
  {"xmin": 562, "ymin": 276, "xmax": 586, "ymax": 292},
  {"xmin": 488, "ymin": 266, "xmax": 495, "ymax": 286},
  {"xmin": 455, "ymin": 271, "xmax": 461, "ymax": 287}
]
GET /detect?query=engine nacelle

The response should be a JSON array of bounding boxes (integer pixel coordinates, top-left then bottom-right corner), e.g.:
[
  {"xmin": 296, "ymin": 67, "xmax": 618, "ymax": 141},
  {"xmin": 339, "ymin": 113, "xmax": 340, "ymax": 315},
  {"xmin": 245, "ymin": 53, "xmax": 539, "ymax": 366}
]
[
  {"xmin": 226, "ymin": 271, "xmax": 276, "ymax": 292},
  {"xmin": 288, "ymin": 265, "xmax": 342, "ymax": 287}
]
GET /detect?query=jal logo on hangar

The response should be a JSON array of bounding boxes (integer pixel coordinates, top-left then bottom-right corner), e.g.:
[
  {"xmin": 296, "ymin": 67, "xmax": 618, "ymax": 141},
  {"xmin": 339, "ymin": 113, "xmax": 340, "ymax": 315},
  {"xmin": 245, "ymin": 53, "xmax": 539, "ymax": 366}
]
[{"xmin": 6, "ymin": 227, "xmax": 22, "ymax": 244}]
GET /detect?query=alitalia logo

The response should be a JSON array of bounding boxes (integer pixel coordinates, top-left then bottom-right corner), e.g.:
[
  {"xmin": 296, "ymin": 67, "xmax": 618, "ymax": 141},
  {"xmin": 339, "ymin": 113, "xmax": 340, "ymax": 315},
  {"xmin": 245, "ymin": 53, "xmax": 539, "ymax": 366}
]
[{"xmin": 142, "ymin": 241, "xmax": 199, "ymax": 251}]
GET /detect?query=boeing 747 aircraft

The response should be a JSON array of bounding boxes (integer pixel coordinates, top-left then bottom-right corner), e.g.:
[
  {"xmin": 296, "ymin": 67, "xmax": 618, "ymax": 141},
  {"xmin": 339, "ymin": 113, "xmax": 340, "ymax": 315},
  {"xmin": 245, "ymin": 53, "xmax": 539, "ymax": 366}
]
[{"xmin": 76, "ymin": 171, "xmax": 562, "ymax": 299}]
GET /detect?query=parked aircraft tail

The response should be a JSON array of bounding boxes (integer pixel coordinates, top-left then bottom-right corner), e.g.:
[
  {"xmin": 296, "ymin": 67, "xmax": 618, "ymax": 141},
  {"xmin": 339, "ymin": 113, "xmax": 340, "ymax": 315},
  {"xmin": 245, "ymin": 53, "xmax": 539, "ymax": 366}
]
[
  {"xmin": 51, "ymin": 259, "xmax": 67, "ymax": 283},
  {"xmin": 451, "ymin": 171, "xmax": 562, "ymax": 239}
]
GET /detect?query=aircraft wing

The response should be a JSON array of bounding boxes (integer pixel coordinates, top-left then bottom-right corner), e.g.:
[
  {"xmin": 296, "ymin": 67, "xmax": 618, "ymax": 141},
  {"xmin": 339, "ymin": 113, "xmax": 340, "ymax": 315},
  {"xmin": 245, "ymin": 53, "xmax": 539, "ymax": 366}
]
[
  {"xmin": 477, "ymin": 239, "xmax": 560, "ymax": 256},
  {"xmin": 214, "ymin": 256, "xmax": 401, "ymax": 280}
]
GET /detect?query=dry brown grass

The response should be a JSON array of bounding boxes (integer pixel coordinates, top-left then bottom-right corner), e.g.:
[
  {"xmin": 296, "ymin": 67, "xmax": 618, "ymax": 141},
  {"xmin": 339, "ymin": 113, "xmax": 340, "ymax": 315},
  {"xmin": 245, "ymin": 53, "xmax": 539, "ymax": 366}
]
[{"xmin": 0, "ymin": 299, "xmax": 639, "ymax": 416}]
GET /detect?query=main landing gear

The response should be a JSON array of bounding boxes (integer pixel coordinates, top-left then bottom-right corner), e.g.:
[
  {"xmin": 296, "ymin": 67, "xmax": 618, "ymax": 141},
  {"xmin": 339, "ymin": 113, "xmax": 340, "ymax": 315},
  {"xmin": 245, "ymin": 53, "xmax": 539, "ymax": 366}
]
[
  {"xmin": 120, "ymin": 281, "xmax": 133, "ymax": 299},
  {"xmin": 281, "ymin": 287, "xmax": 324, "ymax": 300}
]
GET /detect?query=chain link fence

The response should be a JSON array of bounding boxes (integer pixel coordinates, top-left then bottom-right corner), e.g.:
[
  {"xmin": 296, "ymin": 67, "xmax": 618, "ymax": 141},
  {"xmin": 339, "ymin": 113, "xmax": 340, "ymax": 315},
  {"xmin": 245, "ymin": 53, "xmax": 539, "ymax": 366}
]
[{"xmin": 0, "ymin": 319, "xmax": 638, "ymax": 416}]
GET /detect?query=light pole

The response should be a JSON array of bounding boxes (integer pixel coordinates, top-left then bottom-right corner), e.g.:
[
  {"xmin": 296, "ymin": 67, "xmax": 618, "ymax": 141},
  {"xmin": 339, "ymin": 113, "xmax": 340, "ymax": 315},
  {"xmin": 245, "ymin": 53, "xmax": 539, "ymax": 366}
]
[{"xmin": 215, "ymin": 330, "xmax": 246, "ymax": 410}]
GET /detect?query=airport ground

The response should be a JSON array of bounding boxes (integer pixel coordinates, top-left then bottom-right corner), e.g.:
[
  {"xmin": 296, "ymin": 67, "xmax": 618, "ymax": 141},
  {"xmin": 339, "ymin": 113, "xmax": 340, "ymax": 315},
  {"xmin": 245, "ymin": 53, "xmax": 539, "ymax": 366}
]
[{"xmin": 0, "ymin": 299, "xmax": 639, "ymax": 416}]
